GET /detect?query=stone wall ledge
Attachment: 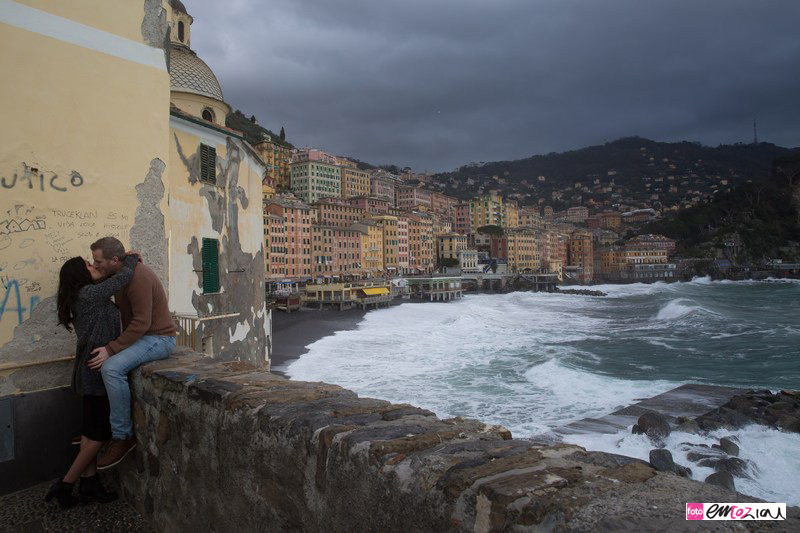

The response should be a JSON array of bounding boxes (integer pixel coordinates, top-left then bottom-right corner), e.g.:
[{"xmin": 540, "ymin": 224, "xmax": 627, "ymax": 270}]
[{"xmin": 118, "ymin": 351, "xmax": 799, "ymax": 532}]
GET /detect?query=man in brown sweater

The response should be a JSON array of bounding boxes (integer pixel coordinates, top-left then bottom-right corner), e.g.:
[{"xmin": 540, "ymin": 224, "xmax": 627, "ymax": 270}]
[{"xmin": 86, "ymin": 237, "xmax": 177, "ymax": 469}]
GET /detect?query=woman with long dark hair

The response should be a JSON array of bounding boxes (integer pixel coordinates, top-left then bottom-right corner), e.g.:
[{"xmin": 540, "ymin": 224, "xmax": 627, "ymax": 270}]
[{"xmin": 45, "ymin": 253, "xmax": 138, "ymax": 508}]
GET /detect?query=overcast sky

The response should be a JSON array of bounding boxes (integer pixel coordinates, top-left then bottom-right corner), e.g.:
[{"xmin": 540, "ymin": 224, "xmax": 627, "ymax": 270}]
[{"xmin": 185, "ymin": 0, "xmax": 800, "ymax": 172}]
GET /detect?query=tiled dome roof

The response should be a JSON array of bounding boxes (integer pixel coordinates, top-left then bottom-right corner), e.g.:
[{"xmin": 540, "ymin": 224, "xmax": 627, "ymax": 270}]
[
  {"xmin": 169, "ymin": 44, "xmax": 224, "ymax": 102},
  {"xmin": 169, "ymin": 0, "xmax": 188, "ymax": 16}
]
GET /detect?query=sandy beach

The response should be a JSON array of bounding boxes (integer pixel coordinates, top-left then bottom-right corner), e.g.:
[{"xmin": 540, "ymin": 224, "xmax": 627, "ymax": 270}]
[{"xmin": 270, "ymin": 307, "xmax": 368, "ymax": 376}]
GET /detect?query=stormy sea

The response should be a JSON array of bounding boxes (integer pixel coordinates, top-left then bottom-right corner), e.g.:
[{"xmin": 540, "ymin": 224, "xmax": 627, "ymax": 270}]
[{"xmin": 285, "ymin": 278, "xmax": 800, "ymax": 505}]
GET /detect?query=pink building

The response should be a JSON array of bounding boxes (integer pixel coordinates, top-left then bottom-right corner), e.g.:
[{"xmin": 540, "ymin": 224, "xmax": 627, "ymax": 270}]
[
  {"xmin": 347, "ymin": 196, "xmax": 390, "ymax": 215},
  {"xmin": 311, "ymin": 225, "xmax": 362, "ymax": 279},
  {"xmin": 454, "ymin": 203, "xmax": 470, "ymax": 234},
  {"xmin": 264, "ymin": 197, "xmax": 313, "ymax": 279},
  {"xmin": 431, "ymin": 191, "xmax": 458, "ymax": 219},
  {"xmin": 292, "ymin": 148, "xmax": 337, "ymax": 164},
  {"xmin": 395, "ymin": 185, "xmax": 432, "ymax": 211}
]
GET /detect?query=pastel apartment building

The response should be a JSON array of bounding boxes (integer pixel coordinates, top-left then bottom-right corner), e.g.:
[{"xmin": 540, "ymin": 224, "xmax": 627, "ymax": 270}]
[
  {"xmin": 264, "ymin": 197, "xmax": 313, "ymax": 280},
  {"xmin": 313, "ymin": 197, "xmax": 366, "ymax": 227},
  {"xmin": 370, "ymin": 215, "xmax": 402, "ymax": 274},
  {"xmin": 347, "ymin": 196, "xmax": 391, "ymax": 215},
  {"xmin": 341, "ymin": 166, "xmax": 371, "ymax": 198},
  {"xmin": 454, "ymin": 203, "xmax": 471, "ymax": 234},
  {"xmin": 311, "ymin": 225, "xmax": 362, "ymax": 280},
  {"xmin": 568, "ymin": 231, "xmax": 594, "ymax": 282},
  {"xmin": 566, "ymin": 206, "xmax": 589, "ymax": 223},
  {"xmin": 353, "ymin": 221, "xmax": 384, "ymax": 277},
  {"xmin": 370, "ymin": 176, "xmax": 397, "ymax": 204},
  {"xmin": 290, "ymin": 160, "xmax": 341, "ymax": 203},
  {"xmin": 407, "ymin": 212, "xmax": 435, "ymax": 274},
  {"xmin": 254, "ymin": 137, "xmax": 292, "ymax": 189},
  {"xmin": 396, "ymin": 185, "xmax": 432, "ymax": 211},
  {"xmin": 430, "ymin": 191, "xmax": 458, "ymax": 218},
  {"xmin": 491, "ymin": 231, "xmax": 540, "ymax": 272}
]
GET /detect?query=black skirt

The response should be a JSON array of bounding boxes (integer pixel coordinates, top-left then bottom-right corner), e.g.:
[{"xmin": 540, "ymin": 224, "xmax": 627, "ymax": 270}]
[{"xmin": 82, "ymin": 395, "xmax": 111, "ymax": 442}]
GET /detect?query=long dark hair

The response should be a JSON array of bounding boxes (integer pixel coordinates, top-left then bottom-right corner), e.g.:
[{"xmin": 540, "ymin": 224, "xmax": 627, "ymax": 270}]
[{"xmin": 57, "ymin": 257, "xmax": 92, "ymax": 331}]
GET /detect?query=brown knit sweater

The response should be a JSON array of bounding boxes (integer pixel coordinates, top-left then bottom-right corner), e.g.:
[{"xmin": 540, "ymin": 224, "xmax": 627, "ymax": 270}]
[{"xmin": 106, "ymin": 262, "xmax": 177, "ymax": 355}]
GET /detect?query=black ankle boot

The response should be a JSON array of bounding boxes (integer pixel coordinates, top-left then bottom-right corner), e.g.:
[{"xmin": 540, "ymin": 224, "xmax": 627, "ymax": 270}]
[
  {"xmin": 45, "ymin": 479, "xmax": 78, "ymax": 508},
  {"xmin": 79, "ymin": 475, "xmax": 118, "ymax": 504}
]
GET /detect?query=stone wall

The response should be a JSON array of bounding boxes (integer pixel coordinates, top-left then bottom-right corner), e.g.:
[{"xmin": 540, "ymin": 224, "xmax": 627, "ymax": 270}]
[{"xmin": 119, "ymin": 351, "xmax": 799, "ymax": 532}]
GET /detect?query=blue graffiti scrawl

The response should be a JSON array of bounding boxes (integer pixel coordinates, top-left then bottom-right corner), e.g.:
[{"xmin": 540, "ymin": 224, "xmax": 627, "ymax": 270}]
[{"xmin": 0, "ymin": 280, "xmax": 39, "ymax": 325}]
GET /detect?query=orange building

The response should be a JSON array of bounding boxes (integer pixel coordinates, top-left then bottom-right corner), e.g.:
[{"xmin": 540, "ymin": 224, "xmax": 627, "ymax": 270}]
[{"xmin": 568, "ymin": 231, "xmax": 594, "ymax": 282}]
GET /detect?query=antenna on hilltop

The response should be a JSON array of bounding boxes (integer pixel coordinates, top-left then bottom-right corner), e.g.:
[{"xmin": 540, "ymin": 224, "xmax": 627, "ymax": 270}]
[{"xmin": 753, "ymin": 119, "xmax": 758, "ymax": 145}]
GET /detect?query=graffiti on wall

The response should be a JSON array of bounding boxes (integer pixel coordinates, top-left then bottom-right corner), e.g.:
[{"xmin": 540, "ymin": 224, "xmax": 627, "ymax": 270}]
[
  {"xmin": 0, "ymin": 169, "xmax": 131, "ymax": 344},
  {"xmin": 0, "ymin": 164, "xmax": 84, "ymax": 193}
]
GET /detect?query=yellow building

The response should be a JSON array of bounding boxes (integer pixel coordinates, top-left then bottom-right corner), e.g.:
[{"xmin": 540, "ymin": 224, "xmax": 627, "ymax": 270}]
[
  {"xmin": 254, "ymin": 138, "xmax": 292, "ymax": 190},
  {"xmin": 407, "ymin": 212, "xmax": 435, "ymax": 274},
  {"xmin": 493, "ymin": 231, "xmax": 540, "ymax": 272},
  {"xmin": 341, "ymin": 166, "xmax": 371, "ymax": 198},
  {"xmin": 437, "ymin": 233, "xmax": 468, "ymax": 261},
  {"xmin": 166, "ymin": 3, "xmax": 269, "ymax": 365},
  {"xmin": 504, "ymin": 200, "xmax": 520, "ymax": 229},
  {"xmin": 0, "ymin": 0, "xmax": 271, "ymax": 399},
  {"xmin": 469, "ymin": 193, "xmax": 520, "ymax": 229},
  {"xmin": 354, "ymin": 221, "xmax": 384, "ymax": 277},
  {"xmin": 2, "ymin": 0, "xmax": 276, "ymax": 491},
  {"xmin": 369, "ymin": 215, "xmax": 400, "ymax": 273},
  {"xmin": 469, "ymin": 193, "xmax": 504, "ymax": 228},
  {"xmin": 1, "ymin": 0, "xmax": 173, "ymax": 393}
]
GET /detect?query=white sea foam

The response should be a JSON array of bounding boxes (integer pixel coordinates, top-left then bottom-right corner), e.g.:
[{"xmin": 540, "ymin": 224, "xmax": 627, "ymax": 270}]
[
  {"xmin": 655, "ymin": 299, "xmax": 699, "ymax": 320},
  {"xmin": 565, "ymin": 426, "xmax": 800, "ymax": 506},
  {"xmin": 286, "ymin": 283, "xmax": 800, "ymax": 506}
]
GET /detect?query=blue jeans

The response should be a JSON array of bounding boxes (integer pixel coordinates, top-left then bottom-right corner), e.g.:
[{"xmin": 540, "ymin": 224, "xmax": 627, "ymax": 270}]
[{"xmin": 101, "ymin": 335, "xmax": 176, "ymax": 440}]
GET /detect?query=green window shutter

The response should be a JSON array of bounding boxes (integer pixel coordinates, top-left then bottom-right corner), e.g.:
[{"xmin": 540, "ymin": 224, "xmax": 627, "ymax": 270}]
[
  {"xmin": 200, "ymin": 144, "xmax": 217, "ymax": 184},
  {"xmin": 202, "ymin": 238, "xmax": 220, "ymax": 293}
]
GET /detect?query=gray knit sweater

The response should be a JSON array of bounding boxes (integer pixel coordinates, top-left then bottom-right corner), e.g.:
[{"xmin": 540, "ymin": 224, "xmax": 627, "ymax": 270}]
[{"xmin": 71, "ymin": 255, "xmax": 137, "ymax": 396}]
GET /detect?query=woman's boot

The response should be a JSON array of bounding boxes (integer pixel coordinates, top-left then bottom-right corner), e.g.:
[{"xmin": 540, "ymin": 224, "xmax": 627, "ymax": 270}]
[
  {"xmin": 78, "ymin": 475, "xmax": 118, "ymax": 504},
  {"xmin": 44, "ymin": 479, "xmax": 78, "ymax": 508}
]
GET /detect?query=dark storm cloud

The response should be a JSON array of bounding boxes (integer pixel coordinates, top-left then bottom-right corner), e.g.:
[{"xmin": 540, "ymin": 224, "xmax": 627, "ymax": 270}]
[{"xmin": 185, "ymin": 0, "xmax": 800, "ymax": 171}]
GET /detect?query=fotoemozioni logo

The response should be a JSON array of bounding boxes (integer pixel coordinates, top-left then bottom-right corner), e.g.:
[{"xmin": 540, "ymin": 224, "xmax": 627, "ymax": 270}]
[
  {"xmin": 686, "ymin": 503, "xmax": 704, "ymax": 520},
  {"xmin": 686, "ymin": 502, "xmax": 786, "ymax": 520}
]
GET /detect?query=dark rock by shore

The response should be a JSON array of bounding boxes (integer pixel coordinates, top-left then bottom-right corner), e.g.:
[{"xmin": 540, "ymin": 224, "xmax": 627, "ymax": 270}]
[
  {"xmin": 695, "ymin": 389, "xmax": 800, "ymax": 432},
  {"xmin": 553, "ymin": 288, "xmax": 608, "ymax": 296}
]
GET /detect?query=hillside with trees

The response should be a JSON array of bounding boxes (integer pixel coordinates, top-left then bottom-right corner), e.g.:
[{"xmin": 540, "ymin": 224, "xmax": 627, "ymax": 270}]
[
  {"xmin": 641, "ymin": 153, "xmax": 800, "ymax": 263},
  {"xmin": 431, "ymin": 137, "xmax": 799, "ymax": 214},
  {"xmin": 226, "ymin": 110, "xmax": 294, "ymax": 149}
]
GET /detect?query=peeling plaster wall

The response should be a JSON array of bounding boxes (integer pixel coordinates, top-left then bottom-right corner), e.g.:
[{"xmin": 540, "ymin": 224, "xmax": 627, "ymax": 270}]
[
  {"xmin": 169, "ymin": 117, "xmax": 270, "ymax": 367},
  {"xmin": 130, "ymin": 158, "xmax": 169, "ymax": 288},
  {"xmin": 0, "ymin": 0, "xmax": 171, "ymax": 391}
]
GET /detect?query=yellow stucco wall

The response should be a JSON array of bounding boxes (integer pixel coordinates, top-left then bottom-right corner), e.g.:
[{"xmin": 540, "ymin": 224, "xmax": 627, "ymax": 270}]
[
  {"xmin": 168, "ymin": 118, "xmax": 264, "ymax": 310},
  {"xmin": 0, "ymin": 4, "xmax": 170, "ymax": 350},
  {"xmin": 171, "ymin": 92, "xmax": 231, "ymax": 128},
  {"xmin": 168, "ymin": 116, "xmax": 270, "ymax": 364},
  {"xmin": 14, "ymin": 0, "xmax": 162, "ymax": 44}
]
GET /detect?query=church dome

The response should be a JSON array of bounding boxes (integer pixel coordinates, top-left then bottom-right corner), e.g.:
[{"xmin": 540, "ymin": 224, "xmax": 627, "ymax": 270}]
[
  {"xmin": 169, "ymin": 44, "xmax": 224, "ymax": 102},
  {"xmin": 169, "ymin": 0, "xmax": 189, "ymax": 16}
]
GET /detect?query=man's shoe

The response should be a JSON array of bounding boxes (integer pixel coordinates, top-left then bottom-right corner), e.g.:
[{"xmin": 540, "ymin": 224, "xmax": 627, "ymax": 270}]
[{"xmin": 96, "ymin": 438, "xmax": 136, "ymax": 470}]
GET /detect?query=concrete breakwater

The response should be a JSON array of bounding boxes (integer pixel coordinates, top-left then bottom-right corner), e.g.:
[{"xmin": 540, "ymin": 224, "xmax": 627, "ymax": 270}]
[{"xmin": 117, "ymin": 351, "xmax": 798, "ymax": 532}]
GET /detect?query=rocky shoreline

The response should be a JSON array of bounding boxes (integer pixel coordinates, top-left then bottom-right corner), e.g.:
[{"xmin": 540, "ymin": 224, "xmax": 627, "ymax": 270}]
[{"xmin": 632, "ymin": 389, "xmax": 800, "ymax": 495}]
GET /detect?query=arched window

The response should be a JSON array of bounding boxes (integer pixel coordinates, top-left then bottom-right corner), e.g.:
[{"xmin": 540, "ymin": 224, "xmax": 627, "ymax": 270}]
[
  {"xmin": 178, "ymin": 21, "xmax": 185, "ymax": 42},
  {"xmin": 202, "ymin": 108, "xmax": 214, "ymax": 122}
]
